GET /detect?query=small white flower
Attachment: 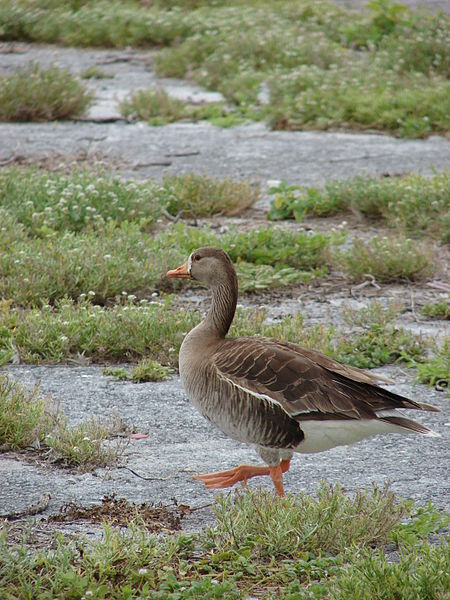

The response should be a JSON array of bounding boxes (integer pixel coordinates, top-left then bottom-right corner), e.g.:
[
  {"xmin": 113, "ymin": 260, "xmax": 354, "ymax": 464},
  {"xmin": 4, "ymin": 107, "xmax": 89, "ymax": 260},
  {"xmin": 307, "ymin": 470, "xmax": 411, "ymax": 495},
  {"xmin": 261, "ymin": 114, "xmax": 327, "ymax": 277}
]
[
  {"xmin": 60, "ymin": 336, "xmax": 68, "ymax": 342},
  {"xmin": 138, "ymin": 568, "xmax": 148, "ymax": 575},
  {"xmin": 88, "ymin": 291, "xmax": 96, "ymax": 297}
]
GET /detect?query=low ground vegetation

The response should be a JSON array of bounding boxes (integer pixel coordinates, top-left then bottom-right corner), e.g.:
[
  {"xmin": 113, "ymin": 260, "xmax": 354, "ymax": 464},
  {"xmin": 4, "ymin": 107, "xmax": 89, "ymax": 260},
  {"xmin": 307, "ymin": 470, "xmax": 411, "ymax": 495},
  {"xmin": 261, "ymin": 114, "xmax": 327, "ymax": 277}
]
[
  {"xmin": 0, "ymin": 375, "xmax": 124, "ymax": 468},
  {"xmin": 0, "ymin": 62, "xmax": 92, "ymax": 121},
  {"xmin": 0, "ymin": 0, "xmax": 449, "ymax": 136},
  {"xmin": 0, "ymin": 167, "xmax": 446, "ymax": 384},
  {"xmin": 0, "ymin": 297, "xmax": 431, "ymax": 375},
  {"xmin": 267, "ymin": 172, "xmax": 450, "ymax": 243},
  {"xmin": 0, "ymin": 482, "xmax": 448, "ymax": 598},
  {"xmin": 1, "ymin": 168, "xmax": 444, "ymax": 306}
]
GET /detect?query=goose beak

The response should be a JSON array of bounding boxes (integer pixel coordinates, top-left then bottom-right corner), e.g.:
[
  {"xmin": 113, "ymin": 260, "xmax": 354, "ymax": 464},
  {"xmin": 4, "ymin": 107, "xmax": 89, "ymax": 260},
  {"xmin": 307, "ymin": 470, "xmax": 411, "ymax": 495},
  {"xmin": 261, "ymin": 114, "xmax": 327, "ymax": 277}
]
[{"xmin": 167, "ymin": 261, "xmax": 191, "ymax": 279}]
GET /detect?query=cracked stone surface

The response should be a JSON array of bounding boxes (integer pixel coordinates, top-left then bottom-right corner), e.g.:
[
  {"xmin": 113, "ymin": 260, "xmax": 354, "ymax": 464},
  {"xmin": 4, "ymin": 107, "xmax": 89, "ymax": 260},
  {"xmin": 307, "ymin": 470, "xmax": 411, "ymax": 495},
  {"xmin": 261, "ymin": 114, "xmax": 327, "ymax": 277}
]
[
  {"xmin": 1, "ymin": 364, "xmax": 448, "ymax": 527},
  {"xmin": 0, "ymin": 39, "xmax": 448, "ymax": 528}
]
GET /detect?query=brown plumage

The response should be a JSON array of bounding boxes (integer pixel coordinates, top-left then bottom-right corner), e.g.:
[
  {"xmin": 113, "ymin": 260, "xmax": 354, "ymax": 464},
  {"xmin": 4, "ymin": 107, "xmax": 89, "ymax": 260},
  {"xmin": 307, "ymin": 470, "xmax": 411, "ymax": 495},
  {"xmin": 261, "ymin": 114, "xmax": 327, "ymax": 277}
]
[{"xmin": 167, "ymin": 247, "xmax": 439, "ymax": 496}]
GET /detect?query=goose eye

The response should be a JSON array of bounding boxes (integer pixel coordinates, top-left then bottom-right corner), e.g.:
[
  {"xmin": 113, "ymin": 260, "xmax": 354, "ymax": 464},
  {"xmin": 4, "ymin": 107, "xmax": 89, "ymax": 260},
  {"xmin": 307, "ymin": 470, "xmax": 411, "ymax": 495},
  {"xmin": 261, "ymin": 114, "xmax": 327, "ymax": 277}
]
[{"xmin": 193, "ymin": 255, "xmax": 201, "ymax": 262}]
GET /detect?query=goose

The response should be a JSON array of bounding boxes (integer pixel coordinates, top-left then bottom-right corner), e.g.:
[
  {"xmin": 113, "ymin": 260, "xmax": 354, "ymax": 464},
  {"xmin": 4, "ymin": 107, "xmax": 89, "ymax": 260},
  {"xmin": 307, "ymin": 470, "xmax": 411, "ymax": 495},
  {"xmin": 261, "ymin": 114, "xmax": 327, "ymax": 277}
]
[{"xmin": 167, "ymin": 247, "xmax": 440, "ymax": 497}]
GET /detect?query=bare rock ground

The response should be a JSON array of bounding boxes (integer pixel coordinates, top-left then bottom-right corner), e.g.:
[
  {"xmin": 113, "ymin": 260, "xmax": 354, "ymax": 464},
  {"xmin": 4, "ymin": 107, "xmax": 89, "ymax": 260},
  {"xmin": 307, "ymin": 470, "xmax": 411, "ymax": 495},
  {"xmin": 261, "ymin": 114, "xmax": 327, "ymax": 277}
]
[{"xmin": 0, "ymin": 42, "xmax": 449, "ymax": 528}]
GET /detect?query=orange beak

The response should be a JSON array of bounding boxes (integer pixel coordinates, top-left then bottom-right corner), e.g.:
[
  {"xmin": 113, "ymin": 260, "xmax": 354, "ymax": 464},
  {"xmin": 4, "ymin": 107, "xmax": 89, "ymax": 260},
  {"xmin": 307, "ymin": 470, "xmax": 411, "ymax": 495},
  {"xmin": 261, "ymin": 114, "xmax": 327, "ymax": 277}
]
[{"xmin": 166, "ymin": 260, "xmax": 191, "ymax": 279}]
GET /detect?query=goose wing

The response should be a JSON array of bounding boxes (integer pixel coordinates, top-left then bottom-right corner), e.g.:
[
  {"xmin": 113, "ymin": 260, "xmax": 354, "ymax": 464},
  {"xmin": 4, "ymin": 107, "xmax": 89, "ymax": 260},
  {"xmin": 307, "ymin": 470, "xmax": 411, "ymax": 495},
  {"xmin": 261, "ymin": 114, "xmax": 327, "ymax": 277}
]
[{"xmin": 213, "ymin": 337, "xmax": 435, "ymax": 422}]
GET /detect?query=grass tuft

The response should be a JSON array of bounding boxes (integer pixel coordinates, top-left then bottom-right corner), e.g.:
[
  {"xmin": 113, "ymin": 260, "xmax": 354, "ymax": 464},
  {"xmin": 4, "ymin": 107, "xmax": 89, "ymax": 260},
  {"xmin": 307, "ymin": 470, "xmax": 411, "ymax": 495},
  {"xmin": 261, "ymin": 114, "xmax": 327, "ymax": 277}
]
[
  {"xmin": 338, "ymin": 235, "xmax": 436, "ymax": 283},
  {"xmin": 103, "ymin": 358, "xmax": 173, "ymax": 382},
  {"xmin": 0, "ymin": 62, "xmax": 92, "ymax": 121},
  {"xmin": 0, "ymin": 375, "xmax": 55, "ymax": 450},
  {"xmin": 0, "ymin": 374, "xmax": 123, "ymax": 468},
  {"xmin": 336, "ymin": 302, "xmax": 427, "ymax": 368},
  {"xmin": 161, "ymin": 173, "xmax": 259, "ymax": 217},
  {"xmin": 328, "ymin": 543, "xmax": 450, "ymax": 600},
  {"xmin": 422, "ymin": 300, "xmax": 450, "ymax": 321},
  {"xmin": 120, "ymin": 87, "xmax": 189, "ymax": 125},
  {"xmin": 211, "ymin": 481, "xmax": 408, "ymax": 558},
  {"xmin": 410, "ymin": 339, "xmax": 450, "ymax": 388}
]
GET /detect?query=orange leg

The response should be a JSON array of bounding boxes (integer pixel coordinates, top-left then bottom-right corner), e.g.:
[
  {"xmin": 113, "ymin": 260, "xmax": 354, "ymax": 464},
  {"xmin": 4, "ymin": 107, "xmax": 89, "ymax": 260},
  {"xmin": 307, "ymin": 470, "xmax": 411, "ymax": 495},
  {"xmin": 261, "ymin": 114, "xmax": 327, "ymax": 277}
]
[{"xmin": 193, "ymin": 458, "xmax": 291, "ymax": 497}]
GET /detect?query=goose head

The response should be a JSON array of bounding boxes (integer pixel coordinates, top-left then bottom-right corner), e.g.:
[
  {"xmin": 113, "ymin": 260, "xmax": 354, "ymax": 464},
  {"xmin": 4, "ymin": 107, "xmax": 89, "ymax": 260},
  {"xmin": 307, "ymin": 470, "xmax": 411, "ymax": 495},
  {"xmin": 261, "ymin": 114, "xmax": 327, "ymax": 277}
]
[{"xmin": 167, "ymin": 247, "xmax": 237, "ymax": 290}]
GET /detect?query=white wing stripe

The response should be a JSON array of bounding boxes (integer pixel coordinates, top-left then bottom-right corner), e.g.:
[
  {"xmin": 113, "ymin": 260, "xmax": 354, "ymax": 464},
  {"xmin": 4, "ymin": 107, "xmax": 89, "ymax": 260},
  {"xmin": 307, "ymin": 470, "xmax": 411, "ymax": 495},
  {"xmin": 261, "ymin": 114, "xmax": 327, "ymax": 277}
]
[{"xmin": 219, "ymin": 373, "xmax": 292, "ymax": 415}]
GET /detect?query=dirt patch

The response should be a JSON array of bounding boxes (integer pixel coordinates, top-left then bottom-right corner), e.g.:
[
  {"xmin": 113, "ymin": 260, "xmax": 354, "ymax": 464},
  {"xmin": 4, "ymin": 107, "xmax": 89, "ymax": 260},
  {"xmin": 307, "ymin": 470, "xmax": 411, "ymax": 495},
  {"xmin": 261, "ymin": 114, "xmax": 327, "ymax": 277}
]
[{"xmin": 47, "ymin": 494, "xmax": 185, "ymax": 533}]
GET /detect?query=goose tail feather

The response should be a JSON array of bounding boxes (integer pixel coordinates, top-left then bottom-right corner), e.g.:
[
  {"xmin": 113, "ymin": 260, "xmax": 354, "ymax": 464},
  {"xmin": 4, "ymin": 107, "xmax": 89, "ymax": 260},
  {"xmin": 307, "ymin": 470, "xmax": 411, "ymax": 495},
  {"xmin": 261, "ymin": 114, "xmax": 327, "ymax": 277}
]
[{"xmin": 380, "ymin": 415, "xmax": 440, "ymax": 437}]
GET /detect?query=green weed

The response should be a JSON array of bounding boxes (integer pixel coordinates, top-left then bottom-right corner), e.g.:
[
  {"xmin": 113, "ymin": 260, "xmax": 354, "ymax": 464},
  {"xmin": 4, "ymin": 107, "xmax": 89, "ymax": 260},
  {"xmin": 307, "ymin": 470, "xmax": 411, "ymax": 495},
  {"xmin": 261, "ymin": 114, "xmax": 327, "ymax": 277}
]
[
  {"xmin": 334, "ymin": 302, "xmax": 427, "ymax": 369},
  {"xmin": 0, "ymin": 374, "xmax": 123, "ymax": 468},
  {"xmin": 80, "ymin": 65, "xmax": 112, "ymax": 79},
  {"xmin": 0, "ymin": 375, "xmax": 55, "ymax": 450},
  {"xmin": 211, "ymin": 482, "xmax": 408, "ymax": 558},
  {"xmin": 227, "ymin": 227, "xmax": 333, "ymax": 270},
  {"xmin": 336, "ymin": 320, "xmax": 426, "ymax": 369},
  {"xmin": 0, "ymin": 62, "xmax": 92, "ymax": 121},
  {"xmin": 338, "ymin": 235, "xmax": 436, "ymax": 283},
  {"xmin": 422, "ymin": 300, "xmax": 450, "ymax": 320},
  {"xmin": 160, "ymin": 173, "xmax": 259, "ymax": 217},
  {"xmin": 268, "ymin": 172, "xmax": 450, "ymax": 243},
  {"xmin": 120, "ymin": 87, "xmax": 189, "ymax": 125},
  {"xmin": 237, "ymin": 262, "xmax": 325, "ymax": 293},
  {"xmin": 412, "ymin": 339, "xmax": 450, "ymax": 388},
  {"xmin": 103, "ymin": 358, "xmax": 173, "ymax": 382},
  {"xmin": 391, "ymin": 502, "xmax": 450, "ymax": 547},
  {"xmin": 327, "ymin": 542, "xmax": 449, "ymax": 600}
]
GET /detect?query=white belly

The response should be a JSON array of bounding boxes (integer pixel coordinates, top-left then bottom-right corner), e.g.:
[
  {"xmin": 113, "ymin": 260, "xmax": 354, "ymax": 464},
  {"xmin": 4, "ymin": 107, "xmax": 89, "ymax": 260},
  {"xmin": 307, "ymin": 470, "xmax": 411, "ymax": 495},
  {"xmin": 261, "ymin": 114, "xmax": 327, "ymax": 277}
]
[{"xmin": 296, "ymin": 419, "xmax": 406, "ymax": 453}]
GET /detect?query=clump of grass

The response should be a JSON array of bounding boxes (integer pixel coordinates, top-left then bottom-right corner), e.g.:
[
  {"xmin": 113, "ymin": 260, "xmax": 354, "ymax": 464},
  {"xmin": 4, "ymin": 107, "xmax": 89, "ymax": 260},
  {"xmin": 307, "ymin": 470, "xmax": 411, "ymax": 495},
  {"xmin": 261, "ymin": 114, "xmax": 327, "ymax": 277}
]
[
  {"xmin": 0, "ymin": 374, "xmax": 123, "ymax": 468},
  {"xmin": 120, "ymin": 87, "xmax": 253, "ymax": 127},
  {"xmin": 45, "ymin": 416, "xmax": 124, "ymax": 469},
  {"xmin": 237, "ymin": 262, "xmax": 325, "ymax": 292},
  {"xmin": 0, "ymin": 168, "xmax": 164, "ymax": 235},
  {"xmin": 161, "ymin": 173, "xmax": 259, "ymax": 217},
  {"xmin": 338, "ymin": 235, "xmax": 436, "ymax": 283},
  {"xmin": 336, "ymin": 302, "xmax": 427, "ymax": 369},
  {"xmin": 211, "ymin": 482, "xmax": 408, "ymax": 558},
  {"xmin": 422, "ymin": 300, "xmax": 450, "ymax": 320},
  {"xmin": 327, "ymin": 543, "xmax": 450, "ymax": 600},
  {"xmin": 0, "ymin": 296, "xmax": 200, "ymax": 364},
  {"xmin": 411, "ymin": 339, "xmax": 450, "ymax": 388},
  {"xmin": 0, "ymin": 375, "xmax": 55, "ymax": 450},
  {"xmin": 267, "ymin": 172, "xmax": 450, "ymax": 243},
  {"xmin": 0, "ymin": 62, "xmax": 92, "ymax": 121},
  {"xmin": 391, "ymin": 502, "xmax": 450, "ymax": 547},
  {"xmin": 227, "ymin": 227, "xmax": 333, "ymax": 270},
  {"xmin": 103, "ymin": 358, "xmax": 172, "ymax": 382},
  {"xmin": 120, "ymin": 87, "xmax": 189, "ymax": 125},
  {"xmin": 80, "ymin": 65, "xmax": 112, "ymax": 79}
]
